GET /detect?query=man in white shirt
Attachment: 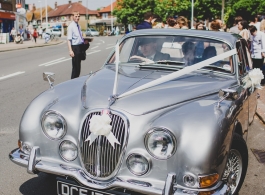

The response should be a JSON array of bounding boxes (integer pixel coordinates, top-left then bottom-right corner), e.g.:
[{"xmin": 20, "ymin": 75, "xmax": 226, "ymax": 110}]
[
  {"xmin": 249, "ymin": 25, "xmax": 265, "ymax": 83},
  {"xmin": 67, "ymin": 11, "xmax": 89, "ymax": 79}
]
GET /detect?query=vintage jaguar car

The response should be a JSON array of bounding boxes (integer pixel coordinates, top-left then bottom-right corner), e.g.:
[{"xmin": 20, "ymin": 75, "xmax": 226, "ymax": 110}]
[{"xmin": 9, "ymin": 29, "xmax": 259, "ymax": 195}]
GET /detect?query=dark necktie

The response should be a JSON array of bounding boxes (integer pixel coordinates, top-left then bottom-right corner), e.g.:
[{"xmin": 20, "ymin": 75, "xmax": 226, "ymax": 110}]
[{"xmin": 77, "ymin": 24, "xmax": 84, "ymax": 43}]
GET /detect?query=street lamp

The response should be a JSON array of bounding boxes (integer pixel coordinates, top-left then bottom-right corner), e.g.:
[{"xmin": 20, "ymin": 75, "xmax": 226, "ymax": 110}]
[
  {"xmin": 86, "ymin": 0, "xmax": 88, "ymax": 30},
  {"xmin": 38, "ymin": 1, "xmax": 42, "ymax": 27},
  {"xmin": 111, "ymin": 0, "xmax": 113, "ymax": 31},
  {"xmin": 191, "ymin": 0, "xmax": 194, "ymax": 29}
]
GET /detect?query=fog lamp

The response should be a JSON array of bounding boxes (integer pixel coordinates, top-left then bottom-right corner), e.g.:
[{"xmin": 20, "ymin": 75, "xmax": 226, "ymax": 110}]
[
  {"xmin": 126, "ymin": 153, "xmax": 149, "ymax": 176},
  {"xmin": 183, "ymin": 174, "xmax": 196, "ymax": 187},
  {"xmin": 21, "ymin": 142, "xmax": 32, "ymax": 155},
  {"xmin": 59, "ymin": 140, "xmax": 78, "ymax": 161},
  {"xmin": 199, "ymin": 173, "xmax": 219, "ymax": 188}
]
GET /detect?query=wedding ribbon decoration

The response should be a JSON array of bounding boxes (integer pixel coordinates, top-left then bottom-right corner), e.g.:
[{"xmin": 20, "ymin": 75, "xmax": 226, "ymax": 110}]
[
  {"xmin": 117, "ymin": 49, "xmax": 237, "ymax": 98},
  {"xmin": 85, "ymin": 113, "xmax": 120, "ymax": 148},
  {"xmin": 242, "ymin": 68, "xmax": 264, "ymax": 92},
  {"xmin": 113, "ymin": 42, "xmax": 120, "ymax": 96}
]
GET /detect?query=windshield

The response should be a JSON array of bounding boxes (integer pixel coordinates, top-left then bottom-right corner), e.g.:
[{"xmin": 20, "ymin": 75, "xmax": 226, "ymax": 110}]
[
  {"xmin": 53, "ymin": 29, "xmax": 60, "ymax": 31},
  {"xmin": 90, "ymin": 28, "xmax": 96, "ymax": 31},
  {"xmin": 108, "ymin": 35, "xmax": 233, "ymax": 74}
]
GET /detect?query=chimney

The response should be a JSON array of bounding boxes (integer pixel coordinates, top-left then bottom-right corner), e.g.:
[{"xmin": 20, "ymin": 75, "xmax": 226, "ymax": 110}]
[
  {"xmin": 55, "ymin": 2, "xmax": 57, "ymax": 9},
  {"xmin": 78, "ymin": 1, "xmax": 82, "ymax": 4},
  {"xmin": 68, "ymin": 1, "xmax": 71, "ymax": 4}
]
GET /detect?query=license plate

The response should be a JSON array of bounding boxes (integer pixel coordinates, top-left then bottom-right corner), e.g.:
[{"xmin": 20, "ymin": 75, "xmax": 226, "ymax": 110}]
[{"xmin": 57, "ymin": 181, "xmax": 115, "ymax": 195}]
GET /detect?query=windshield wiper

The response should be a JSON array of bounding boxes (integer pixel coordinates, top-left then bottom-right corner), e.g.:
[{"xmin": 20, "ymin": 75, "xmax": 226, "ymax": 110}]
[
  {"xmin": 138, "ymin": 63, "xmax": 184, "ymax": 71},
  {"xmin": 155, "ymin": 60, "xmax": 185, "ymax": 65},
  {"xmin": 200, "ymin": 65, "xmax": 231, "ymax": 72}
]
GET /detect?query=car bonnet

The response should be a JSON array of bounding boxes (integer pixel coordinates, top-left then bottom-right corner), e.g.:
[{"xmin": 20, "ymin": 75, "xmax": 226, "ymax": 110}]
[{"xmin": 84, "ymin": 65, "xmax": 237, "ymax": 115}]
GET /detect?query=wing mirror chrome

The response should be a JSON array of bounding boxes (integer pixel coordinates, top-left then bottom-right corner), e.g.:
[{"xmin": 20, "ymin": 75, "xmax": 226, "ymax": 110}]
[
  {"xmin": 217, "ymin": 89, "xmax": 238, "ymax": 107},
  {"xmin": 43, "ymin": 72, "xmax": 55, "ymax": 89}
]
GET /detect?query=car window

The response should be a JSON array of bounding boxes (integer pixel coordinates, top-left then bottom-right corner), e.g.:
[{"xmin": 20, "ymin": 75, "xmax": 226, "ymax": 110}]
[
  {"xmin": 108, "ymin": 35, "xmax": 234, "ymax": 74},
  {"xmin": 236, "ymin": 39, "xmax": 252, "ymax": 76},
  {"xmin": 90, "ymin": 28, "xmax": 96, "ymax": 31}
]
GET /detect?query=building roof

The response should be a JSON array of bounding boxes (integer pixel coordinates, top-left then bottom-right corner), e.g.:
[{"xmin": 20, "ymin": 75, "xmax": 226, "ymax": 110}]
[
  {"xmin": 26, "ymin": 6, "xmax": 53, "ymax": 21},
  {"xmin": 98, "ymin": 1, "xmax": 117, "ymax": 13},
  {"xmin": 48, "ymin": 2, "xmax": 99, "ymax": 17}
]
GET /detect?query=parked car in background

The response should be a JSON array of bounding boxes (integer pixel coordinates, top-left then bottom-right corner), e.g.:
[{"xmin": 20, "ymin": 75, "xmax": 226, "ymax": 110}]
[
  {"xmin": 9, "ymin": 29, "xmax": 260, "ymax": 195},
  {"xmin": 51, "ymin": 28, "xmax": 62, "ymax": 37},
  {"xmin": 85, "ymin": 28, "xmax": 99, "ymax": 37}
]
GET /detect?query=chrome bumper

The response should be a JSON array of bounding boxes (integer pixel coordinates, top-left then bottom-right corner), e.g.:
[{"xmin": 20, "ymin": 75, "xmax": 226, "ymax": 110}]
[{"xmin": 9, "ymin": 147, "xmax": 229, "ymax": 195}]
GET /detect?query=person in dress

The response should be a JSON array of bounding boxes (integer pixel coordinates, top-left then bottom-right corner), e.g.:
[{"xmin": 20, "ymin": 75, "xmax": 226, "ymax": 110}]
[
  {"xmin": 238, "ymin": 20, "xmax": 250, "ymax": 42},
  {"xmin": 32, "ymin": 28, "xmax": 38, "ymax": 43}
]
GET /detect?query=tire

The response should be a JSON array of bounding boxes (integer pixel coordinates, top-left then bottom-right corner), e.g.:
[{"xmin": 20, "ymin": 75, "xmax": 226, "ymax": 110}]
[{"xmin": 222, "ymin": 134, "xmax": 248, "ymax": 195}]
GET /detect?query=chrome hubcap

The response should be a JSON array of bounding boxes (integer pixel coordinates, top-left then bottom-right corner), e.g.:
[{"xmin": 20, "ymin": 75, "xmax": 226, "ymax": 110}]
[{"xmin": 222, "ymin": 149, "xmax": 242, "ymax": 194}]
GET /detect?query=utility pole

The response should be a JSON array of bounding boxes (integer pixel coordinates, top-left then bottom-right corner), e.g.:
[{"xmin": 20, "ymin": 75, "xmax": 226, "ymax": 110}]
[
  {"xmin": 86, "ymin": 0, "xmax": 88, "ymax": 30},
  {"xmin": 45, "ymin": 0, "xmax": 48, "ymax": 28},
  {"xmin": 221, "ymin": 0, "xmax": 225, "ymax": 22},
  {"xmin": 191, "ymin": 0, "xmax": 194, "ymax": 29},
  {"xmin": 38, "ymin": 1, "xmax": 42, "ymax": 27},
  {"xmin": 111, "ymin": 0, "xmax": 113, "ymax": 32}
]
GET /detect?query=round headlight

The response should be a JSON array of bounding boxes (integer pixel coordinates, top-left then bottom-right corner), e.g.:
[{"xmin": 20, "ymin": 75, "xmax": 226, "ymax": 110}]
[
  {"xmin": 41, "ymin": 111, "xmax": 66, "ymax": 140},
  {"xmin": 126, "ymin": 154, "xmax": 150, "ymax": 176},
  {"xmin": 59, "ymin": 140, "xmax": 78, "ymax": 161},
  {"xmin": 145, "ymin": 128, "xmax": 176, "ymax": 160}
]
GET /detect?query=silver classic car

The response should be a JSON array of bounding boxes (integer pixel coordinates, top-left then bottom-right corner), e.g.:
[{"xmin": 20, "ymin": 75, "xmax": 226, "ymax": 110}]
[{"xmin": 9, "ymin": 29, "xmax": 260, "ymax": 195}]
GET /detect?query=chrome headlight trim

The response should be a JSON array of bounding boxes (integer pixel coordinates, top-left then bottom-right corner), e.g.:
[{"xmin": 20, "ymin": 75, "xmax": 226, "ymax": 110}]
[
  {"xmin": 59, "ymin": 140, "xmax": 78, "ymax": 162},
  {"xmin": 144, "ymin": 127, "xmax": 177, "ymax": 160},
  {"xmin": 126, "ymin": 153, "xmax": 150, "ymax": 176},
  {"xmin": 41, "ymin": 110, "xmax": 67, "ymax": 140}
]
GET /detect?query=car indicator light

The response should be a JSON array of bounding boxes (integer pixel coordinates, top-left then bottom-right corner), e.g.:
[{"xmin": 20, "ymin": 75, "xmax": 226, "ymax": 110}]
[{"xmin": 199, "ymin": 173, "xmax": 219, "ymax": 188}]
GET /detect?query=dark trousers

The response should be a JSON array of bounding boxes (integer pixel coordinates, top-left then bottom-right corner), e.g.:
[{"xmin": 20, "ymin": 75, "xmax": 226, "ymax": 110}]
[
  {"xmin": 252, "ymin": 58, "xmax": 265, "ymax": 83},
  {"xmin": 71, "ymin": 45, "xmax": 82, "ymax": 79}
]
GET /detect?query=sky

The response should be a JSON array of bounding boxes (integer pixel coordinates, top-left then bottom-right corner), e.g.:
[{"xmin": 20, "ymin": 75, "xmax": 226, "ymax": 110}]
[{"xmin": 25, "ymin": 0, "xmax": 112, "ymax": 10}]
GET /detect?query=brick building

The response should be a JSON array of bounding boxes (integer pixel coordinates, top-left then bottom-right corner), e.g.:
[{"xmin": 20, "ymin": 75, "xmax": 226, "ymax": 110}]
[{"xmin": 47, "ymin": 1, "xmax": 99, "ymax": 31}]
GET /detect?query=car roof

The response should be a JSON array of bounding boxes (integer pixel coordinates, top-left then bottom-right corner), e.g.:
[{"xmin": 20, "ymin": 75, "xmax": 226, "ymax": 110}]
[{"xmin": 124, "ymin": 29, "xmax": 241, "ymax": 48}]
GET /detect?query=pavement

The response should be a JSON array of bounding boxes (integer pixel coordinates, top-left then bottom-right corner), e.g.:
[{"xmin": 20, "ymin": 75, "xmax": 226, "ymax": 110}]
[
  {"xmin": 256, "ymin": 87, "xmax": 265, "ymax": 124},
  {"xmin": 0, "ymin": 37, "xmax": 64, "ymax": 52}
]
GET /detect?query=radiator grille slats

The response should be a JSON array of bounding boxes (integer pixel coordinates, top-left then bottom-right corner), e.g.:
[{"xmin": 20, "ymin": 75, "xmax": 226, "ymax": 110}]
[{"xmin": 80, "ymin": 111, "xmax": 127, "ymax": 179}]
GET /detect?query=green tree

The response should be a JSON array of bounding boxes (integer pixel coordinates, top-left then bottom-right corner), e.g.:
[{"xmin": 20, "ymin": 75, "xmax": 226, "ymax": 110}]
[
  {"xmin": 194, "ymin": 0, "xmax": 222, "ymax": 20},
  {"xmin": 153, "ymin": 0, "xmax": 190, "ymax": 21},
  {"xmin": 113, "ymin": 0, "xmax": 191, "ymax": 25},
  {"xmin": 230, "ymin": 0, "xmax": 261, "ymax": 22},
  {"xmin": 113, "ymin": 0, "xmax": 155, "ymax": 25}
]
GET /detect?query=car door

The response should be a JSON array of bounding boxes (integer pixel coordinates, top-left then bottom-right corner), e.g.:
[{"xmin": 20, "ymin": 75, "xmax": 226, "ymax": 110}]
[
  {"xmin": 238, "ymin": 39, "xmax": 257, "ymax": 124},
  {"xmin": 236, "ymin": 39, "xmax": 257, "ymax": 135}
]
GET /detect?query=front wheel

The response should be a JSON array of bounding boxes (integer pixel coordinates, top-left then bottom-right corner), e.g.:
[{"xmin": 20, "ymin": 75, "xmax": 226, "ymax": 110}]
[{"xmin": 222, "ymin": 134, "xmax": 248, "ymax": 195}]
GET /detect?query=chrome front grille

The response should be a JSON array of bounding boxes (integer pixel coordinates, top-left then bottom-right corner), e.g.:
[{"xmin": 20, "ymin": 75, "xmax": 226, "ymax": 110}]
[{"xmin": 80, "ymin": 111, "xmax": 128, "ymax": 179}]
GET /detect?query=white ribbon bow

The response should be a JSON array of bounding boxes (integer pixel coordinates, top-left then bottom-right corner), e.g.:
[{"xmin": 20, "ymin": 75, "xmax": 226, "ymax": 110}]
[{"xmin": 85, "ymin": 114, "xmax": 120, "ymax": 148}]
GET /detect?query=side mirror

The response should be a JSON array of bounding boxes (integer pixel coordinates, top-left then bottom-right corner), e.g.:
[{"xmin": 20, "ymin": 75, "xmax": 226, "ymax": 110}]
[
  {"xmin": 217, "ymin": 88, "xmax": 238, "ymax": 107},
  {"xmin": 43, "ymin": 72, "xmax": 55, "ymax": 89}
]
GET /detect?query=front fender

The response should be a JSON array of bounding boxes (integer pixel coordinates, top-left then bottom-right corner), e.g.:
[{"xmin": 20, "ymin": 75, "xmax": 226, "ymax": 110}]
[{"xmin": 151, "ymin": 95, "xmax": 235, "ymax": 187}]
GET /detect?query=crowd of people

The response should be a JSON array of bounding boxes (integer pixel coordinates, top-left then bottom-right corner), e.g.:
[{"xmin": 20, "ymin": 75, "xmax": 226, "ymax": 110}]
[
  {"xmin": 9, "ymin": 26, "xmax": 53, "ymax": 44},
  {"xmin": 134, "ymin": 12, "xmax": 265, "ymax": 84}
]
